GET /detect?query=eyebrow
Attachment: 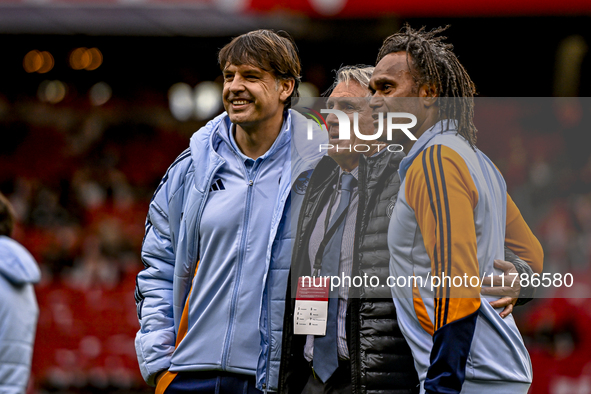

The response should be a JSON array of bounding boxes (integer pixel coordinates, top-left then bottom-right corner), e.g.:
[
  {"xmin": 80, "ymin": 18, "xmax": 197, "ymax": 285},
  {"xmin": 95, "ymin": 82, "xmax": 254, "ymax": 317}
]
[
  {"xmin": 371, "ymin": 77, "xmax": 395, "ymax": 86},
  {"xmin": 241, "ymin": 68, "xmax": 263, "ymax": 75}
]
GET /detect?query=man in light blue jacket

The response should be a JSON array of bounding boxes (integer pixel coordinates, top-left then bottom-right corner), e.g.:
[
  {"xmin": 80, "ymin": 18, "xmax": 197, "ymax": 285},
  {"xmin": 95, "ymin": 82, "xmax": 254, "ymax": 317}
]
[
  {"xmin": 0, "ymin": 193, "xmax": 40, "ymax": 394},
  {"xmin": 134, "ymin": 30, "xmax": 326, "ymax": 393}
]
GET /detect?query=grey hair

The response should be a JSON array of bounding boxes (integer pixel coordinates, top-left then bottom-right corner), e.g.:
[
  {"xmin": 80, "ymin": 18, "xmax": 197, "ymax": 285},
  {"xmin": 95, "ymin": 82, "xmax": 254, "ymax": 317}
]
[{"xmin": 324, "ymin": 64, "xmax": 375, "ymax": 97}]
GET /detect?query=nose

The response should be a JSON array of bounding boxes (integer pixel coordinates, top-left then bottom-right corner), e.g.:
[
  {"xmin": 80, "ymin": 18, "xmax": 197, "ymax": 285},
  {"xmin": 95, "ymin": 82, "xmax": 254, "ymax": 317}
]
[
  {"xmin": 326, "ymin": 112, "xmax": 338, "ymax": 129},
  {"xmin": 369, "ymin": 94, "xmax": 383, "ymax": 111},
  {"xmin": 228, "ymin": 75, "xmax": 245, "ymax": 94}
]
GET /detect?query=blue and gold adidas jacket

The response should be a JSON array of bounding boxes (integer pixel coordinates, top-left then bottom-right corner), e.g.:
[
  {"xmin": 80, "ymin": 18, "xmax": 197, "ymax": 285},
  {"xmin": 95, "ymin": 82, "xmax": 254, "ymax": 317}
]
[
  {"xmin": 388, "ymin": 120, "xmax": 543, "ymax": 394},
  {"xmin": 134, "ymin": 110, "xmax": 326, "ymax": 390}
]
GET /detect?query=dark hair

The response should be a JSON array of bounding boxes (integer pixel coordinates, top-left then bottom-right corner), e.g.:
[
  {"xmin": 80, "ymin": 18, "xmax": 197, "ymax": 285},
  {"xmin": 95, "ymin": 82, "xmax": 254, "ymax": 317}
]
[
  {"xmin": 218, "ymin": 29, "xmax": 301, "ymax": 108},
  {"xmin": 377, "ymin": 24, "xmax": 477, "ymax": 146},
  {"xmin": 0, "ymin": 193, "xmax": 16, "ymax": 237}
]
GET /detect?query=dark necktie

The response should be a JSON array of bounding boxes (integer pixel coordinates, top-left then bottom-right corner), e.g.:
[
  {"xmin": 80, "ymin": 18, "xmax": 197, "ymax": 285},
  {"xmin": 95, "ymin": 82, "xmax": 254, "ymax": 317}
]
[{"xmin": 313, "ymin": 173, "xmax": 354, "ymax": 383}]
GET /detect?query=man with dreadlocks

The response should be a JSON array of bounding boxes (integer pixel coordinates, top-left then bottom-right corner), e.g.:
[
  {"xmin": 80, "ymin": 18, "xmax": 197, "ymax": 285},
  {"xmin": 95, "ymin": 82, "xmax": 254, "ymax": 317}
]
[{"xmin": 373, "ymin": 25, "xmax": 544, "ymax": 394}]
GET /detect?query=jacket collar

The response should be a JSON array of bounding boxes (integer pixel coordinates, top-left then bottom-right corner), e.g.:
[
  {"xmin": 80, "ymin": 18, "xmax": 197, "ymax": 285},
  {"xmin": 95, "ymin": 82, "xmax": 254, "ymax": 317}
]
[
  {"xmin": 189, "ymin": 111, "xmax": 294, "ymax": 193},
  {"xmin": 398, "ymin": 119, "xmax": 458, "ymax": 182},
  {"xmin": 361, "ymin": 148, "xmax": 405, "ymax": 187},
  {"xmin": 215, "ymin": 111, "xmax": 292, "ymax": 163}
]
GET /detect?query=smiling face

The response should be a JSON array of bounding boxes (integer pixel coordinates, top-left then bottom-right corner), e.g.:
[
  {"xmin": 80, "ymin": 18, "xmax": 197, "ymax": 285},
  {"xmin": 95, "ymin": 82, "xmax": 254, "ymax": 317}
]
[
  {"xmin": 325, "ymin": 80, "xmax": 375, "ymax": 170},
  {"xmin": 222, "ymin": 62, "xmax": 293, "ymax": 134}
]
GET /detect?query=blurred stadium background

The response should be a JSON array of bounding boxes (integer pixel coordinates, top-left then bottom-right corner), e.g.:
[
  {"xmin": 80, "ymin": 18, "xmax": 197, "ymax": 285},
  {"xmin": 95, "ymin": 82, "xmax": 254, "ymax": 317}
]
[{"xmin": 1, "ymin": 1, "xmax": 591, "ymax": 393}]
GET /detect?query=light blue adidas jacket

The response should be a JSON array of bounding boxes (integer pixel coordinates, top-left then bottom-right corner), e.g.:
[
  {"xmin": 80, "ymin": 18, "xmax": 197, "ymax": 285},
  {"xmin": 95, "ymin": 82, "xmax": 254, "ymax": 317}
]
[
  {"xmin": 0, "ymin": 236, "xmax": 40, "ymax": 394},
  {"xmin": 134, "ymin": 110, "xmax": 326, "ymax": 390}
]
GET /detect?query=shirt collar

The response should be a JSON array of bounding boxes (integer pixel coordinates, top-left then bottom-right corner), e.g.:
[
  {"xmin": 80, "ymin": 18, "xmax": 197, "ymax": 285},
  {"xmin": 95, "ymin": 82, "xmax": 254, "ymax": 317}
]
[
  {"xmin": 339, "ymin": 166, "xmax": 359, "ymax": 183},
  {"xmin": 337, "ymin": 166, "xmax": 359, "ymax": 190}
]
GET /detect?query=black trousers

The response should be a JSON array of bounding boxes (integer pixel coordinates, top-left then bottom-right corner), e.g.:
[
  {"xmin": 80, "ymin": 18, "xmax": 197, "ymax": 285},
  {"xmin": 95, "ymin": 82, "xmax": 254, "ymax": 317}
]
[{"xmin": 300, "ymin": 361, "xmax": 352, "ymax": 394}]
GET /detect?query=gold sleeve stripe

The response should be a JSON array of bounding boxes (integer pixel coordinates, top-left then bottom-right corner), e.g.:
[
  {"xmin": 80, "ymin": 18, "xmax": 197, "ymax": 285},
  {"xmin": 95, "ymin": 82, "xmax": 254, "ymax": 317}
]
[
  {"xmin": 427, "ymin": 145, "xmax": 451, "ymax": 330},
  {"xmin": 175, "ymin": 260, "xmax": 200, "ymax": 347},
  {"xmin": 413, "ymin": 282, "xmax": 435, "ymax": 336},
  {"xmin": 505, "ymin": 193, "xmax": 544, "ymax": 274},
  {"xmin": 408, "ymin": 145, "xmax": 481, "ymax": 331},
  {"xmin": 420, "ymin": 147, "xmax": 443, "ymax": 329},
  {"xmin": 435, "ymin": 145, "xmax": 453, "ymax": 327}
]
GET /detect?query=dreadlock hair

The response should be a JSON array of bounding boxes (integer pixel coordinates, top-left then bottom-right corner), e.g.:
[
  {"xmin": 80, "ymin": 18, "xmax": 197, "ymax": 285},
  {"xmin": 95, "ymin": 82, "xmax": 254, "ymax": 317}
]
[{"xmin": 376, "ymin": 24, "xmax": 477, "ymax": 147}]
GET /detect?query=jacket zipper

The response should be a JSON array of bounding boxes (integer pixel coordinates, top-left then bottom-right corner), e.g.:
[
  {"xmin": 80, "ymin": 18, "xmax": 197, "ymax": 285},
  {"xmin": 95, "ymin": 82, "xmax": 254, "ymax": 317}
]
[
  {"xmin": 221, "ymin": 161, "xmax": 258, "ymax": 369},
  {"xmin": 350, "ymin": 157, "xmax": 368, "ymax": 394}
]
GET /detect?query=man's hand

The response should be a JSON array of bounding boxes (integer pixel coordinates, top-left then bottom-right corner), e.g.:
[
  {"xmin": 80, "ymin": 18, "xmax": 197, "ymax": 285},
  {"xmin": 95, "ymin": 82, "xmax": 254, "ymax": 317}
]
[{"xmin": 480, "ymin": 259, "xmax": 520, "ymax": 318}]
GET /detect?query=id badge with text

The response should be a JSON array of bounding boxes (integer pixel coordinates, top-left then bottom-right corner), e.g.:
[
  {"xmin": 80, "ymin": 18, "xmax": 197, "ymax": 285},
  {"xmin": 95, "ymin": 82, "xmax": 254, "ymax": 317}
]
[{"xmin": 294, "ymin": 276, "xmax": 330, "ymax": 335}]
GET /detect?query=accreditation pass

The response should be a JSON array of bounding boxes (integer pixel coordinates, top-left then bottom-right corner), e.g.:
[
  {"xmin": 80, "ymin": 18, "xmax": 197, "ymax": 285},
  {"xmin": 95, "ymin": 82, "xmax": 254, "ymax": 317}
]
[{"xmin": 294, "ymin": 276, "xmax": 329, "ymax": 336}]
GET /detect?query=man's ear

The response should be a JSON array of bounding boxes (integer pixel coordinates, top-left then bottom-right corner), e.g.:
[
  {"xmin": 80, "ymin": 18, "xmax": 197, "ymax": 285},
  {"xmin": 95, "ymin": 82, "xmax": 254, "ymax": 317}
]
[
  {"xmin": 419, "ymin": 83, "xmax": 438, "ymax": 107},
  {"xmin": 279, "ymin": 78, "xmax": 295, "ymax": 102}
]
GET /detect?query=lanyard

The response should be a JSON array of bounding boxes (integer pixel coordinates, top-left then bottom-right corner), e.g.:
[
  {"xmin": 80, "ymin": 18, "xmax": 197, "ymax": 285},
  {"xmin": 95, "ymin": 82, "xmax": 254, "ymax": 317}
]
[{"xmin": 312, "ymin": 175, "xmax": 357, "ymax": 277}]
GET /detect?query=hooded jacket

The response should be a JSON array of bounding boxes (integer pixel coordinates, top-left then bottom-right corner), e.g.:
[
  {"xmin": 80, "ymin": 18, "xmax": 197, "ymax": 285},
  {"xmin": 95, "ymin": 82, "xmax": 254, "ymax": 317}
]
[
  {"xmin": 134, "ymin": 110, "xmax": 326, "ymax": 390},
  {"xmin": 0, "ymin": 235, "xmax": 40, "ymax": 394}
]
